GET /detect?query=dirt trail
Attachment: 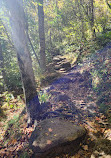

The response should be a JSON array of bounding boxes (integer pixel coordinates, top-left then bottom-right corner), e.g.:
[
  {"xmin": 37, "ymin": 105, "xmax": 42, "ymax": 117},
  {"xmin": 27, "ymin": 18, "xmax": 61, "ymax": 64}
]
[
  {"xmin": 0, "ymin": 45, "xmax": 111, "ymax": 158},
  {"xmin": 45, "ymin": 63, "xmax": 97, "ymax": 124},
  {"xmin": 42, "ymin": 57, "xmax": 111, "ymax": 157}
]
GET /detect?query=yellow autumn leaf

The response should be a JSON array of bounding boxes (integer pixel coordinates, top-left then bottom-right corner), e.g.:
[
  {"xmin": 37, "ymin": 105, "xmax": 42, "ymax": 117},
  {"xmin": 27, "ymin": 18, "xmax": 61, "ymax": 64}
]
[{"xmin": 45, "ymin": 133, "xmax": 49, "ymax": 136}]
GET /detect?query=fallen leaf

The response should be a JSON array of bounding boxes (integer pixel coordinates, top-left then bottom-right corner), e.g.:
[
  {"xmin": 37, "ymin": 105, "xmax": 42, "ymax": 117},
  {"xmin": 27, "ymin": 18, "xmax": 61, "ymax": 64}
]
[
  {"xmin": 11, "ymin": 139, "xmax": 17, "ymax": 145},
  {"xmin": 48, "ymin": 128, "xmax": 53, "ymax": 132},
  {"xmin": 45, "ymin": 133, "xmax": 49, "ymax": 136},
  {"xmin": 47, "ymin": 140, "xmax": 52, "ymax": 145}
]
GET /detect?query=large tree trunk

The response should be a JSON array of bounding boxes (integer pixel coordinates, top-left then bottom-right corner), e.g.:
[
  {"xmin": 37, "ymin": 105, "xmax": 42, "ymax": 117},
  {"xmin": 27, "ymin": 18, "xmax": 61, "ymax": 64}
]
[
  {"xmin": 5, "ymin": 0, "xmax": 41, "ymax": 126},
  {"xmin": 38, "ymin": 0, "xmax": 46, "ymax": 72}
]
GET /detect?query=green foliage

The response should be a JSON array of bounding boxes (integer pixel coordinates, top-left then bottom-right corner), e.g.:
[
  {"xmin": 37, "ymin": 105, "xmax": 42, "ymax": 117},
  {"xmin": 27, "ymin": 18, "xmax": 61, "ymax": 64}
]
[
  {"xmin": 5, "ymin": 91, "xmax": 14, "ymax": 107},
  {"xmin": 7, "ymin": 115, "xmax": 19, "ymax": 127},
  {"xmin": 38, "ymin": 90, "xmax": 51, "ymax": 103},
  {"xmin": 96, "ymin": 31, "xmax": 111, "ymax": 47},
  {"xmin": 17, "ymin": 95, "xmax": 23, "ymax": 102},
  {"xmin": 3, "ymin": 114, "xmax": 22, "ymax": 147},
  {"xmin": 90, "ymin": 45, "xmax": 111, "ymax": 113},
  {"xmin": 6, "ymin": 69, "xmax": 22, "ymax": 91},
  {"xmin": 4, "ymin": 114, "xmax": 20, "ymax": 139},
  {"xmin": 2, "ymin": 91, "xmax": 23, "ymax": 109},
  {"xmin": 98, "ymin": 103, "xmax": 108, "ymax": 113},
  {"xmin": 0, "ymin": 76, "xmax": 4, "ymax": 92},
  {"xmin": 20, "ymin": 152, "xmax": 30, "ymax": 158}
]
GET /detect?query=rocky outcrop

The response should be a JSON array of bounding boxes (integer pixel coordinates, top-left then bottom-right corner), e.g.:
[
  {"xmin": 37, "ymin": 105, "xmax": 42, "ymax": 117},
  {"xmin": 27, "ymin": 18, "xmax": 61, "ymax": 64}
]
[
  {"xmin": 29, "ymin": 118, "xmax": 86, "ymax": 158},
  {"xmin": 53, "ymin": 55, "xmax": 71, "ymax": 73},
  {"xmin": 46, "ymin": 55, "xmax": 71, "ymax": 73},
  {"xmin": 41, "ymin": 55, "xmax": 71, "ymax": 86}
]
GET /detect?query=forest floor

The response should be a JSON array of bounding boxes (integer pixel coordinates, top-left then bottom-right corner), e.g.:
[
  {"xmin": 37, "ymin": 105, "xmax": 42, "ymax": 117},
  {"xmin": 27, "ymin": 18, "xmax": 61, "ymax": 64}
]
[{"xmin": 0, "ymin": 46, "xmax": 111, "ymax": 158}]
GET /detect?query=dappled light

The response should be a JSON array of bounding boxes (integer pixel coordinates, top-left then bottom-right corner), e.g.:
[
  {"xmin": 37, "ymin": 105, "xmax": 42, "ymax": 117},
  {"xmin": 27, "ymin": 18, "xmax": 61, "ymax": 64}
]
[{"xmin": 0, "ymin": 0, "xmax": 111, "ymax": 157}]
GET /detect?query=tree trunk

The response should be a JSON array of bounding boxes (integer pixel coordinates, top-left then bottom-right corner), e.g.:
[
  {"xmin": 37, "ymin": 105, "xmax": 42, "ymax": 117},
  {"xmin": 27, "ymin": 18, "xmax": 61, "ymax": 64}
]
[
  {"xmin": 89, "ymin": 0, "xmax": 96, "ymax": 38},
  {"xmin": 38, "ymin": 0, "xmax": 46, "ymax": 72},
  {"xmin": 5, "ymin": 0, "xmax": 41, "ymax": 126},
  {"xmin": 80, "ymin": 0, "xmax": 96, "ymax": 38},
  {"xmin": 78, "ymin": 0, "xmax": 86, "ymax": 41}
]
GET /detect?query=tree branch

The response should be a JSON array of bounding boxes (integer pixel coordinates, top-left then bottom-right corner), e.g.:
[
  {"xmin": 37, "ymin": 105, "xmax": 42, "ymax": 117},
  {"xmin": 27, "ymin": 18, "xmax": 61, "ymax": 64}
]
[
  {"xmin": 0, "ymin": 18, "xmax": 15, "ymax": 49},
  {"xmin": 106, "ymin": 0, "xmax": 111, "ymax": 9},
  {"xmin": 27, "ymin": 33, "xmax": 41, "ymax": 67}
]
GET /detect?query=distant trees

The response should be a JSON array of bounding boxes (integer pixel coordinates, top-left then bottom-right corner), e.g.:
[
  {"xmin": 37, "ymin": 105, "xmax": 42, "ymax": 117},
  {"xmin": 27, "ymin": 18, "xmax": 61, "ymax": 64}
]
[
  {"xmin": 0, "ymin": 19, "xmax": 21, "ymax": 91},
  {"xmin": 44, "ymin": 0, "xmax": 110, "ymax": 45},
  {"xmin": 26, "ymin": 0, "xmax": 46, "ymax": 72}
]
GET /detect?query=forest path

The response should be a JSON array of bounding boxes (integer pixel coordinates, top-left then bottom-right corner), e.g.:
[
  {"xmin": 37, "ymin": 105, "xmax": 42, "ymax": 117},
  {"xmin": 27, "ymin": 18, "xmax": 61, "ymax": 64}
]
[
  {"xmin": 0, "ymin": 45, "xmax": 110, "ymax": 158},
  {"xmin": 42, "ymin": 53, "xmax": 111, "ymax": 157},
  {"xmin": 45, "ymin": 62, "xmax": 98, "ymax": 124}
]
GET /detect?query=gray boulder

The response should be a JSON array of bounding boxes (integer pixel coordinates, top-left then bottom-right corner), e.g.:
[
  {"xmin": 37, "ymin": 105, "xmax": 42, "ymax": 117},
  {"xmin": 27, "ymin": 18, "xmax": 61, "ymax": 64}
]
[{"xmin": 29, "ymin": 118, "xmax": 86, "ymax": 158}]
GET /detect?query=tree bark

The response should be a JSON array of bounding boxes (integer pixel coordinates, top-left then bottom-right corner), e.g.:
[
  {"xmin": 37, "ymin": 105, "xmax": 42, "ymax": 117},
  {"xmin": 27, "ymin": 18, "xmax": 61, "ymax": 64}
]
[
  {"xmin": 89, "ymin": 0, "xmax": 96, "ymax": 38},
  {"xmin": 5, "ymin": 0, "xmax": 41, "ymax": 126},
  {"xmin": 80, "ymin": 0, "xmax": 96, "ymax": 38},
  {"xmin": 77, "ymin": 0, "xmax": 86, "ymax": 40},
  {"xmin": 38, "ymin": 0, "xmax": 46, "ymax": 72}
]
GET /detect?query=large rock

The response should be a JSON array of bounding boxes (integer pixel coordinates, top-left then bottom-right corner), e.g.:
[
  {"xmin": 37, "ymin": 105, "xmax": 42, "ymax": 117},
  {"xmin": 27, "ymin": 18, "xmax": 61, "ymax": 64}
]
[{"xmin": 29, "ymin": 118, "xmax": 86, "ymax": 158}]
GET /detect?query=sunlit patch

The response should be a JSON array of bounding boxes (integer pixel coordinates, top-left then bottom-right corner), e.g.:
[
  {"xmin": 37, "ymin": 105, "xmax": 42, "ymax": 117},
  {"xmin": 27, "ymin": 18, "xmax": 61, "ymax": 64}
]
[
  {"xmin": 47, "ymin": 140, "xmax": 52, "ymax": 145},
  {"xmin": 32, "ymin": 140, "xmax": 38, "ymax": 146}
]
